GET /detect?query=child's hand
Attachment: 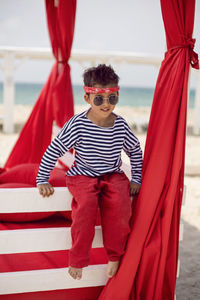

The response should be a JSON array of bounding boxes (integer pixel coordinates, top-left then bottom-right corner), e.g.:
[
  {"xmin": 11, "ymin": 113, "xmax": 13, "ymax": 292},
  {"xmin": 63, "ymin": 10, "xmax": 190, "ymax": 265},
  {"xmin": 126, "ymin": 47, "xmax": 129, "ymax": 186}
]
[
  {"xmin": 130, "ymin": 182, "xmax": 141, "ymax": 196},
  {"xmin": 37, "ymin": 183, "xmax": 54, "ymax": 198}
]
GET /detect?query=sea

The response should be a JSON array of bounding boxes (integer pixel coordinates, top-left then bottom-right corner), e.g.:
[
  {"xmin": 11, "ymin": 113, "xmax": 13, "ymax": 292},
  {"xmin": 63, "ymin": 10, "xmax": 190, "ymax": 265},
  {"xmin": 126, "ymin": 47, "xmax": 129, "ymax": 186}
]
[{"xmin": 0, "ymin": 82, "xmax": 196, "ymax": 108}]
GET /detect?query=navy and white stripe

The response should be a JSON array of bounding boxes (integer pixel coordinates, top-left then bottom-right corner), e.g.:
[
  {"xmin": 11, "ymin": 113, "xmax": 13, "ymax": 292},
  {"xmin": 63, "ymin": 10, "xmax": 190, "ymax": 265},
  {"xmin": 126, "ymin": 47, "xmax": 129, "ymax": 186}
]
[{"xmin": 36, "ymin": 109, "xmax": 143, "ymax": 185}]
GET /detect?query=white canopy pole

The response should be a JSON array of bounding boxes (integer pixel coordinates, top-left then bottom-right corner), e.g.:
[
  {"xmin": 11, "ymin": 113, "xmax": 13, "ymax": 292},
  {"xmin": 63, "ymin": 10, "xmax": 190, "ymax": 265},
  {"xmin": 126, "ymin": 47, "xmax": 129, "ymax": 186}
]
[
  {"xmin": 3, "ymin": 51, "xmax": 15, "ymax": 134},
  {"xmin": 193, "ymin": 70, "xmax": 200, "ymax": 135}
]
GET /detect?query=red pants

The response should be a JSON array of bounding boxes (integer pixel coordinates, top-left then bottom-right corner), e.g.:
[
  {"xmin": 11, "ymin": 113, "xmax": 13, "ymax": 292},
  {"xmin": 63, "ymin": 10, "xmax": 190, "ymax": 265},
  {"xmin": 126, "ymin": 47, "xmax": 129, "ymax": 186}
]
[{"xmin": 66, "ymin": 172, "xmax": 132, "ymax": 268}]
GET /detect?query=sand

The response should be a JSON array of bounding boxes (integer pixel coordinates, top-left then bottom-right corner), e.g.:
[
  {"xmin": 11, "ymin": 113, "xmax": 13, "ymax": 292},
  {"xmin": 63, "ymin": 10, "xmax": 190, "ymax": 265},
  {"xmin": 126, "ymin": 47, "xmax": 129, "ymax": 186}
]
[{"xmin": 0, "ymin": 104, "xmax": 200, "ymax": 299}]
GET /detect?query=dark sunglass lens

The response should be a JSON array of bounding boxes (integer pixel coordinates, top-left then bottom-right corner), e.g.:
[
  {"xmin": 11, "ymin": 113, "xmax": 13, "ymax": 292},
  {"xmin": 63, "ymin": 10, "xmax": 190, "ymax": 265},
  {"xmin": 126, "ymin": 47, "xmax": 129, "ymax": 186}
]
[
  {"xmin": 109, "ymin": 95, "xmax": 118, "ymax": 105},
  {"xmin": 93, "ymin": 95, "xmax": 103, "ymax": 106}
]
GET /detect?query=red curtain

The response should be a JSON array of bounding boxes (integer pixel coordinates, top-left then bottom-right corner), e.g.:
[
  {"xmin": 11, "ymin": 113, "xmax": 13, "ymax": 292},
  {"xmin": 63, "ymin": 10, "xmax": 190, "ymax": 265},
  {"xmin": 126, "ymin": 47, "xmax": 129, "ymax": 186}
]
[
  {"xmin": 4, "ymin": 0, "xmax": 76, "ymax": 169},
  {"xmin": 99, "ymin": 0, "xmax": 199, "ymax": 299}
]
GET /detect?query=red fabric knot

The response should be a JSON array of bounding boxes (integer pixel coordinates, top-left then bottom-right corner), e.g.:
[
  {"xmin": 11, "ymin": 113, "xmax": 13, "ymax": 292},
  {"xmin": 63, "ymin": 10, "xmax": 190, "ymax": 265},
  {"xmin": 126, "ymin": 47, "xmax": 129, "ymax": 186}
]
[
  {"xmin": 186, "ymin": 38, "xmax": 199, "ymax": 69},
  {"xmin": 57, "ymin": 60, "xmax": 68, "ymax": 74},
  {"xmin": 57, "ymin": 60, "xmax": 68, "ymax": 64},
  {"xmin": 168, "ymin": 38, "xmax": 199, "ymax": 69}
]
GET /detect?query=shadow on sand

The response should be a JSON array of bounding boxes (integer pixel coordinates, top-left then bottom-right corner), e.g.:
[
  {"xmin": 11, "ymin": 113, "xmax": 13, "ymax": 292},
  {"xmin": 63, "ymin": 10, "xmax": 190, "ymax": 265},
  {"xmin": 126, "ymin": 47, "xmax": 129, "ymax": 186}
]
[{"xmin": 176, "ymin": 220, "xmax": 200, "ymax": 299}]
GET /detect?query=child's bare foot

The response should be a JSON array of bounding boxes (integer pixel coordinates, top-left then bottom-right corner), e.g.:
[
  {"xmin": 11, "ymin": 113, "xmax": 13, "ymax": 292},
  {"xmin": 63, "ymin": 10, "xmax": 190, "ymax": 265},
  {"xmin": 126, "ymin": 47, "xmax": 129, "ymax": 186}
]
[
  {"xmin": 68, "ymin": 266, "xmax": 82, "ymax": 280},
  {"xmin": 106, "ymin": 261, "xmax": 120, "ymax": 278}
]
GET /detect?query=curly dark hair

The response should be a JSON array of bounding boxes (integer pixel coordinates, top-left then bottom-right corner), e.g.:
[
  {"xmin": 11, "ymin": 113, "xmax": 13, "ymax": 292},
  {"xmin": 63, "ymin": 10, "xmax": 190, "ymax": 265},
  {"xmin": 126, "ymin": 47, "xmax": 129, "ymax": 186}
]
[{"xmin": 83, "ymin": 64, "xmax": 119, "ymax": 87}]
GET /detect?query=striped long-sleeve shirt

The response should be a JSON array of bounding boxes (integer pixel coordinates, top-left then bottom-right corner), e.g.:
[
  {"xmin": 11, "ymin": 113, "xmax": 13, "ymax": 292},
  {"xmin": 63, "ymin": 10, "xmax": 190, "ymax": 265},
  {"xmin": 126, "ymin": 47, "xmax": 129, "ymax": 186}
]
[{"xmin": 36, "ymin": 109, "xmax": 143, "ymax": 185}]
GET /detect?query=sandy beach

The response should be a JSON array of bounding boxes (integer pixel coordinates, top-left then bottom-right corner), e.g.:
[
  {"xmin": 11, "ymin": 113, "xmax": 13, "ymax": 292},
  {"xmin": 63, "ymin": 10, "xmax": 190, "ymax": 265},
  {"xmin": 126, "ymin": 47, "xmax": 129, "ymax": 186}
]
[{"xmin": 0, "ymin": 104, "xmax": 200, "ymax": 299}]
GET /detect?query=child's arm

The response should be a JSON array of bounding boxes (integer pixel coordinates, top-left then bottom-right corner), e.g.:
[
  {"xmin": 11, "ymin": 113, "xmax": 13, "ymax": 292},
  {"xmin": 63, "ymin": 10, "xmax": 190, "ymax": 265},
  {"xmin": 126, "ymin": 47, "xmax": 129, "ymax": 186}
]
[
  {"xmin": 36, "ymin": 137, "xmax": 68, "ymax": 186},
  {"xmin": 37, "ymin": 118, "xmax": 79, "ymax": 194},
  {"xmin": 123, "ymin": 122, "xmax": 143, "ymax": 196}
]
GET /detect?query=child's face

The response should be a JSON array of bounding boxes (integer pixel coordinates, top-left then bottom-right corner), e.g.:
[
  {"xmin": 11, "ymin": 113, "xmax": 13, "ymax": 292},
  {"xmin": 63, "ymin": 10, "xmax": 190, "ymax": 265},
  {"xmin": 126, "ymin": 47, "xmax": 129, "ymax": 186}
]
[{"xmin": 84, "ymin": 85, "xmax": 119, "ymax": 118}]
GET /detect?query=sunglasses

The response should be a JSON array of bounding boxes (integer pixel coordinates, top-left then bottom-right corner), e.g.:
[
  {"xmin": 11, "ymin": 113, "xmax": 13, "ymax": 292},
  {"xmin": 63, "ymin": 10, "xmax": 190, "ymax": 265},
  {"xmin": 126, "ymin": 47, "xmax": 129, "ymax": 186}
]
[{"xmin": 92, "ymin": 94, "xmax": 119, "ymax": 106}]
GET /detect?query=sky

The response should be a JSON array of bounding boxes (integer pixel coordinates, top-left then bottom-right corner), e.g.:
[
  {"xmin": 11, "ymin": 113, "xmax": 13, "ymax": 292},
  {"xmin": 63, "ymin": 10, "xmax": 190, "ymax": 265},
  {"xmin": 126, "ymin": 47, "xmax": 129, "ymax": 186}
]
[{"xmin": 0, "ymin": 0, "xmax": 199, "ymax": 88}]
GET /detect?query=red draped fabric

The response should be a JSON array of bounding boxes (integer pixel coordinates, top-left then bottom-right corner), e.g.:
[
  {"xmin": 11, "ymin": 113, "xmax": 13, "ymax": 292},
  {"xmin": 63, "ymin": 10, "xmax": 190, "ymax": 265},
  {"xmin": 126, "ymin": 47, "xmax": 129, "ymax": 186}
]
[
  {"xmin": 4, "ymin": 0, "xmax": 76, "ymax": 169},
  {"xmin": 99, "ymin": 0, "xmax": 199, "ymax": 299}
]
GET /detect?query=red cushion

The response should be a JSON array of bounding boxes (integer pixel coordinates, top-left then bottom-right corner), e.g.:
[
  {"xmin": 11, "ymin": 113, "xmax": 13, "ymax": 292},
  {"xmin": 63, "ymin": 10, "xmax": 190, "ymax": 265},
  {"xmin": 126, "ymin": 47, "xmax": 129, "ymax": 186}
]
[
  {"xmin": 0, "ymin": 163, "xmax": 39, "ymax": 185},
  {"xmin": 0, "ymin": 182, "xmax": 54, "ymax": 222},
  {"xmin": 0, "ymin": 183, "xmax": 34, "ymax": 188},
  {"xmin": 0, "ymin": 163, "xmax": 67, "ymax": 187}
]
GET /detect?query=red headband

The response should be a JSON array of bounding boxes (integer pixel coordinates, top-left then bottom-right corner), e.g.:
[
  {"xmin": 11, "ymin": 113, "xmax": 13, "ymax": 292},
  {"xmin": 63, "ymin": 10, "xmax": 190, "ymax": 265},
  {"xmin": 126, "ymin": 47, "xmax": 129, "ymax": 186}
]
[{"xmin": 84, "ymin": 86, "xmax": 120, "ymax": 94}]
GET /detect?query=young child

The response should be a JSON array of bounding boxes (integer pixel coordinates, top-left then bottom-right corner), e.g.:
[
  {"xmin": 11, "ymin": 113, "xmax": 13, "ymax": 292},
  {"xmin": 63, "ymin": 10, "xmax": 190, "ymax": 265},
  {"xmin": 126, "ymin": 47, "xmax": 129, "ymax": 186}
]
[{"xmin": 37, "ymin": 64, "xmax": 143, "ymax": 280}]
